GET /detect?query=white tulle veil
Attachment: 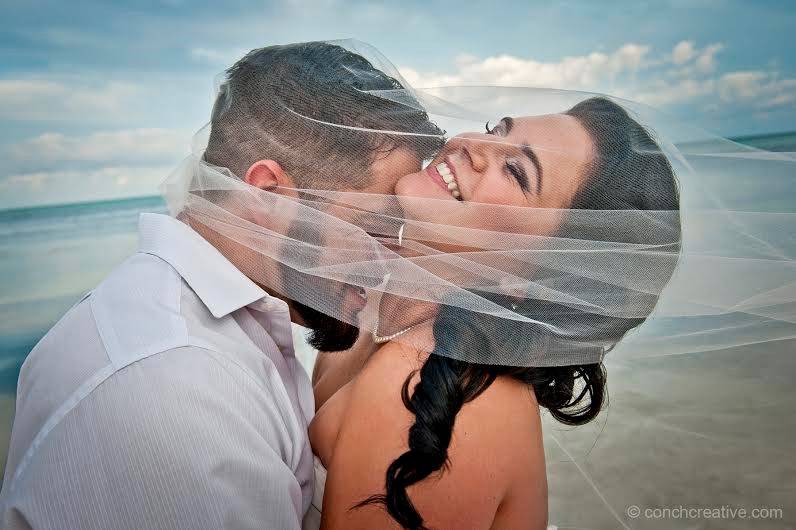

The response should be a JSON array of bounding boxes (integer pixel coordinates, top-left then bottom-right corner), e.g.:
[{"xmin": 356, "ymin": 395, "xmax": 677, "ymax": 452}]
[{"xmin": 160, "ymin": 40, "xmax": 795, "ymax": 528}]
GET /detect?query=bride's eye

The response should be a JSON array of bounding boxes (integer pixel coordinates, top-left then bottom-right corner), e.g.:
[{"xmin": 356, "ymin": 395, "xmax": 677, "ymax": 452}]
[{"xmin": 506, "ymin": 159, "xmax": 531, "ymax": 192}]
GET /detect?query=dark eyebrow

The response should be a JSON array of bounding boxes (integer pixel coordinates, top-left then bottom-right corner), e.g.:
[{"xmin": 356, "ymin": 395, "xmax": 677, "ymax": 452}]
[{"xmin": 520, "ymin": 143, "xmax": 543, "ymax": 194}]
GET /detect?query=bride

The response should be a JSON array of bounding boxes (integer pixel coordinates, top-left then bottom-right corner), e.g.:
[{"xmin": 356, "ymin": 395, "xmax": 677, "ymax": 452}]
[{"xmin": 309, "ymin": 96, "xmax": 681, "ymax": 530}]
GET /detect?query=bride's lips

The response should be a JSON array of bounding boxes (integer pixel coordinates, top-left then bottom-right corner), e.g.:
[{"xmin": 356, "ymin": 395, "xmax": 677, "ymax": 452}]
[
  {"xmin": 425, "ymin": 163, "xmax": 452, "ymax": 194},
  {"xmin": 424, "ymin": 158, "xmax": 462, "ymax": 200}
]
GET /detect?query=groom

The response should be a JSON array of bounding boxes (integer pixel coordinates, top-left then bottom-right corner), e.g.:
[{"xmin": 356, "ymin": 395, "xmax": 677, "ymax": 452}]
[{"xmin": 0, "ymin": 42, "xmax": 442, "ymax": 530}]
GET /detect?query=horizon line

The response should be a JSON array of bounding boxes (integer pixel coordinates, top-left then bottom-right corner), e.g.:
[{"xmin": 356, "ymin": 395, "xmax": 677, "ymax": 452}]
[{"xmin": 1, "ymin": 128, "xmax": 793, "ymax": 213}]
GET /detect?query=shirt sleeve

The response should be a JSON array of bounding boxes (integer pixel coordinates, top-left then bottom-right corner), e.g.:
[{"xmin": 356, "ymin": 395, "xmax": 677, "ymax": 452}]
[{"xmin": 2, "ymin": 346, "xmax": 306, "ymax": 530}]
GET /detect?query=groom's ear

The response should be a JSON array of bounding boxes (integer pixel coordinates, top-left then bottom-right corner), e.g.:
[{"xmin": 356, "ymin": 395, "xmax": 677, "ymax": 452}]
[{"xmin": 244, "ymin": 160, "xmax": 298, "ymax": 196}]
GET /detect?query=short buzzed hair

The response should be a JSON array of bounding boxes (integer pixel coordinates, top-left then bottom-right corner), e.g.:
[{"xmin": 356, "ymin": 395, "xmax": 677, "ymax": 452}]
[{"xmin": 205, "ymin": 41, "xmax": 444, "ymax": 189}]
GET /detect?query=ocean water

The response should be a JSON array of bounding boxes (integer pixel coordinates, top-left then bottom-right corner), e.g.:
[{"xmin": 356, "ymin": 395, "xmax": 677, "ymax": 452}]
[
  {"xmin": 0, "ymin": 196, "xmax": 168, "ymax": 392},
  {"xmin": 0, "ymin": 133, "xmax": 794, "ymax": 528},
  {"xmin": 731, "ymin": 130, "xmax": 796, "ymax": 152}
]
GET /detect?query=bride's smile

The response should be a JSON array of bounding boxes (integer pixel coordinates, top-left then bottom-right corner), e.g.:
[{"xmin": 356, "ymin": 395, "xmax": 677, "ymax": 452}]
[
  {"xmin": 425, "ymin": 159, "xmax": 462, "ymax": 199},
  {"xmin": 395, "ymin": 113, "xmax": 593, "ymax": 214}
]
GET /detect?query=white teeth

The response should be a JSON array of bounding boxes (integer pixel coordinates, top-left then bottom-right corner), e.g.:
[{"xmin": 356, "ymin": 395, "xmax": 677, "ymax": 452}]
[{"xmin": 436, "ymin": 161, "xmax": 462, "ymax": 200}]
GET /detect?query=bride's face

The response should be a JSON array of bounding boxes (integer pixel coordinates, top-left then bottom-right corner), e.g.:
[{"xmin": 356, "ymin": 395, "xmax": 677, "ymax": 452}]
[{"xmin": 395, "ymin": 113, "xmax": 594, "ymax": 212}]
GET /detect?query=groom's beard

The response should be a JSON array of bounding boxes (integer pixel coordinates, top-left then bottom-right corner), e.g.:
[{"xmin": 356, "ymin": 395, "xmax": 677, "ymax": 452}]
[
  {"xmin": 282, "ymin": 219, "xmax": 360, "ymax": 352},
  {"xmin": 292, "ymin": 296, "xmax": 359, "ymax": 351}
]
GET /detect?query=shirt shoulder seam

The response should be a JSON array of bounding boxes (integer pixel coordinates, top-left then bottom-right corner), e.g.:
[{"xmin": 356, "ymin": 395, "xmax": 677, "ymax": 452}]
[{"xmin": 4, "ymin": 342, "xmax": 279, "ymax": 495}]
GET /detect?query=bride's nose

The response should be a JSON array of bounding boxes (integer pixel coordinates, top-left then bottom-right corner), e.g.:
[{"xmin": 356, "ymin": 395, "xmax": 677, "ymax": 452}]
[{"xmin": 451, "ymin": 134, "xmax": 490, "ymax": 173}]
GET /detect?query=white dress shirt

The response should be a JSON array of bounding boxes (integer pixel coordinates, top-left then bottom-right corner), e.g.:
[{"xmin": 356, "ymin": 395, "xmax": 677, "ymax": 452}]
[{"xmin": 0, "ymin": 213, "xmax": 316, "ymax": 530}]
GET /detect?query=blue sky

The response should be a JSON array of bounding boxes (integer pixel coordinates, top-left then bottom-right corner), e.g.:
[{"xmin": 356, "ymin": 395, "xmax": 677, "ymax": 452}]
[{"xmin": 1, "ymin": 0, "xmax": 794, "ymax": 208}]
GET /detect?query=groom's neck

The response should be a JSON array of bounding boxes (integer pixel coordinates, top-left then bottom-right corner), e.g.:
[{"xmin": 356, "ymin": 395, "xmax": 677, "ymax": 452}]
[{"xmin": 185, "ymin": 214, "xmax": 306, "ymax": 326}]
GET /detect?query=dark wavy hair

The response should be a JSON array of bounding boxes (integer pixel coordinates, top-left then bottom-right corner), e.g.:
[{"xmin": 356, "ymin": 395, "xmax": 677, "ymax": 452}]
[{"xmin": 356, "ymin": 97, "xmax": 682, "ymax": 530}]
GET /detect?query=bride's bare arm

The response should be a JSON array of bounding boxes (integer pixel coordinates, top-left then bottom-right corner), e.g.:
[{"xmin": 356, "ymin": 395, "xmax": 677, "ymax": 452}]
[{"xmin": 319, "ymin": 341, "xmax": 547, "ymax": 530}]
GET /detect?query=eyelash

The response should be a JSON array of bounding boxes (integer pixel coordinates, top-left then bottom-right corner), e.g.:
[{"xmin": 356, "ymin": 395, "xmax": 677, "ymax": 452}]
[
  {"xmin": 506, "ymin": 160, "xmax": 531, "ymax": 192},
  {"xmin": 485, "ymin": 121, "xmax": 531, "ymax": 193}
]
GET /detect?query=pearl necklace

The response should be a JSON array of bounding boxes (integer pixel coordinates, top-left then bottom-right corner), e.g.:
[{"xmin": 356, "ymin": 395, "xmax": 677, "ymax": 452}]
[{"xmin": 371, "ymin": 318, "xmax": 415, "ymax": 344}]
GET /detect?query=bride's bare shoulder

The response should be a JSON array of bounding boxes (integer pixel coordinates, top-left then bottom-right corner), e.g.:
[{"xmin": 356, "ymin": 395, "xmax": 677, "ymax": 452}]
[
  {"xmin": 353, "ymin": 340, "xmax": 542, "ymax": 445},
  {"xmin": 360, "ymin": 340, "xmax": 537, "ymax": 404},
  {"xmin": 340, "ymin": 341, "xmax": 546, "ymax": 528},
  {"xmin": 355, "ymin": 340, "xmax": 426, "ymax": 387}
]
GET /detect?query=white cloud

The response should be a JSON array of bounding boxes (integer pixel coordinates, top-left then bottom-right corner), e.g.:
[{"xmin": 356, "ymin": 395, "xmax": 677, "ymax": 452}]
[
  {"xmin": 638, "ymin": 68, "xmax": 796, "ymax": 110},
  {"xmin": 400, "ymin": 40, "xmax": 796, "ymax": 114},
  {"xmin": 0, "ymin": 78, "xmax": 140, "ymax": 121},
  {"xmin": 695, "ymin": 43, "xmax": 724, "ymax": 73},
  {"xmin": 636, "ymin": 78, "xmax": 716, "ymax": 106},
  {"xmin": 5, "ymin": 128, "xmax": 189, "ymax": 167},
  {"xmin": 672, "ymin": 41, "xmax": 697, "ymax": 65},
  {"xmin": 759, "ymin": 80, "xmax": 796, "ymax": 108},
  {"xmin": 399, "ymin": 43, "xmax": 650, "ymax": 90},
  {"xmin": 716, "ymin": 73, "xmax": 796, "ymax": 109},
  {"xmin": 0, "ymin": 165, "xmax": 173, "ymax": 209},
  {"xmin": 718, "ymin": 71, "xmax": 768, "ymax": 101},
  {"xmin": 666, "ymin": 42, "xmax": 724, "ymax": 79}
]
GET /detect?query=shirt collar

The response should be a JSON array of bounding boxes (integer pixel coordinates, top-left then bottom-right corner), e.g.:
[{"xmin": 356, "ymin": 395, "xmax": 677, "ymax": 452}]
[{"xmin": 137, "ymin": 213, "xmax": 268, "ymax": 318}]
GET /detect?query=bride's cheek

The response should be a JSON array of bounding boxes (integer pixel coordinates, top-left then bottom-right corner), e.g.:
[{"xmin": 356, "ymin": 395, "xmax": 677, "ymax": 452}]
[{"xmin": 394, "ymin": 172, "xmax": 421, "ymax": 198}]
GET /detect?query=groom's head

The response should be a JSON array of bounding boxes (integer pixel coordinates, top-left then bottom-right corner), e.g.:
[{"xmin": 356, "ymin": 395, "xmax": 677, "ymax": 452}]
[
  {"xmin": 205, "ymin": 41, "xmax": 443, "ymax": 193},
  {"xmin": 202, "ymin": 42, "xmax": 443, "ymax": 351}
]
